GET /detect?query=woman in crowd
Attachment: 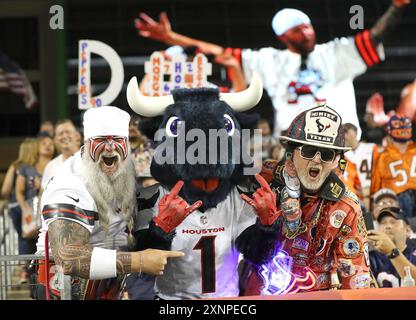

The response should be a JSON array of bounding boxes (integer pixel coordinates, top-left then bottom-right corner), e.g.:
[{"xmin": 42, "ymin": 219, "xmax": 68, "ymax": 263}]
[
  {"xmin": 14, "ymin": 135, "xmax": 55, "ymax": 283},
  {"xmin": 1, "ymin": 138, "xmax": 39, "ymax": 283}
]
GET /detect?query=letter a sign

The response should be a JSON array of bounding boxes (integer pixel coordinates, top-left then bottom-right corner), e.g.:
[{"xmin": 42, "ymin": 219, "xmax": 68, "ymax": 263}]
[{"xmin": 78, "ymin": 40, "xmax": 124, "ymax": 110}]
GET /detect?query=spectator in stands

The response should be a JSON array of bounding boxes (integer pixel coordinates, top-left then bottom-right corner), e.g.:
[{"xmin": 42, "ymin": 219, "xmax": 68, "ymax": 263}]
[
  {"xmin": 129, "ymin": 114, "xmax": 157, "ymax": 189},
  {"xmin": 135, "ymin": 0, "xmax": 411, "ymax": 137},
  {"xmin": 370, "ymin": 115, "xmax": 416, "ymax": 229},
  {"xmin": 1, "ymin": 138, "xmax": 38, "ymax": 283},
  {"xmin": 366, "ymin": 80, "xmax": 416, "ymax": 126},
  {"xmin": 372, "ymin": 188, "xmax": 401, "ymax": 221},
  {"xmin": 39, "ymin": 120, "xmax": 54, "ymax": 138},
  {"xmin": 397, "ymin": 80, "xmax": 416, "ymax": 122},
  {"xmin": 270, "ymin": 143, "xmax": 285, "ymax": 162},
  {"xmin": 343, "ymin": 123, "xmax": 375, "ymax": 212},
  {"xmin": 336, "ymin": 157, "xmax": 364, "ymax": 207},
  {"xmin": 257, "ymin": 118, "xmax": 278, "ymax": 161},
  {"xmin": 41, "ymin": 119, "xmax": 81, "ymax": 189},
  {"xmin": 369, "ymin": 205, "xmax": 416, "ymax": 287},
  {"xmin": 15, "ymin": 135, "xmax": 55, "ymax": 282},
  {"xmin": 243, "ymin": 105, "xmax": 370, "ymax": 294}
]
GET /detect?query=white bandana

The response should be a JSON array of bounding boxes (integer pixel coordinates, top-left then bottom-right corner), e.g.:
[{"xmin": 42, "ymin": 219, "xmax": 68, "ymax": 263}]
[
  {"xmin": 83, "ymin": 106, "xmax": 130, "ymax": 139},
  {"xmin": 272, "ymin": 8, "xmax": 311, "ymax": 36}
]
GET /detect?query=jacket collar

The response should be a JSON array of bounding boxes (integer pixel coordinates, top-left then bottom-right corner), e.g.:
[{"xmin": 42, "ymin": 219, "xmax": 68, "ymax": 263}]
[{"xmin": 303, "ymin": 171, "xmax": 346, "ymax": 202}]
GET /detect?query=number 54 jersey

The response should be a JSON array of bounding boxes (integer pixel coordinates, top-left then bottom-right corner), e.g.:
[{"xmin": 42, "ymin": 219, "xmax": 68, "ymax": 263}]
[
  {"xmin": 136, "ymin": 186, "xmax": 257, "ymax": 300},
  {"xmin": 371, "ymin": 141, "xmax": 416, "ymax": 195}
]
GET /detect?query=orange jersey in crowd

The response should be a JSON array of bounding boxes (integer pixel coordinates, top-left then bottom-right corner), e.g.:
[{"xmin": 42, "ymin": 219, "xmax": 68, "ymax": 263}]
[
  {"xmin": 339, "ymin": 157, "xmax": 364, "ymax": 201},
  {"xmin": 371, "ymin": 141, "xmax": 416, "ymax": 195}
]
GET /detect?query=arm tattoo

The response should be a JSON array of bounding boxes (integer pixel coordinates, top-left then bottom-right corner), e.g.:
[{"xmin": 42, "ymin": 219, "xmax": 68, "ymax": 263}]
[
  {"xmin": 48, "ymin": 219, "xmax": 93, "ymax": 279},
  {"xmin": 116, "ymin": 253, "xmax": 132, "ymax": 274},
  {"xmin": 371, "ymin": 4, "xmax": 404, "ymax": 44}
]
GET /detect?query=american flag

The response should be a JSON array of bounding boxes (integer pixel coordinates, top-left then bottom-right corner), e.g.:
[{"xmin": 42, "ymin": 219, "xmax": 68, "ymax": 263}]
[{"xmin": 0, "ymin": 50, "xmax": 38, "ymax": 109}]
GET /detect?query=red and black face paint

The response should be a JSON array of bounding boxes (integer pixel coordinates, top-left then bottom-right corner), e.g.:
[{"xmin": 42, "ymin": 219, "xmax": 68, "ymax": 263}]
[
  {"xmin": 88, "ymin": 136, "xmax": 128, "ymax": 161},
  {"xmin": 387, "ymin": 115, "xmax": 412, "ymax": 142}
]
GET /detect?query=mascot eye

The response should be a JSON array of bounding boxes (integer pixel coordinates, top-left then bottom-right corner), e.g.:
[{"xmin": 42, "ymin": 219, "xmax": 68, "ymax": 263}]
[
  {"xmin": 224, "ymin": 114, "xmax": 235, "ymax": 136},
  {"xmin": 166, "ymin": 116, "xmax": 182, "ymax": 137}
]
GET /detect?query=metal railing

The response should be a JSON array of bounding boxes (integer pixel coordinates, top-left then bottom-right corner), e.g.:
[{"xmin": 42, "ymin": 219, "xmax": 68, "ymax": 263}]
[
  {"xmin": 0, "ymin": 204, "xmax": 71, "ymax": 300},
  {"xmin": 0, "ymin": 204, "xmax": 19, "ymax": 300}
]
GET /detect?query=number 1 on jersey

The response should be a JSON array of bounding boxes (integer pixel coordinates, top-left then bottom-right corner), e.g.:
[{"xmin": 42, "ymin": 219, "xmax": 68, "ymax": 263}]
[{"xmin": 193, "ymin": 236, "xmax": 216, "ymax": 293}]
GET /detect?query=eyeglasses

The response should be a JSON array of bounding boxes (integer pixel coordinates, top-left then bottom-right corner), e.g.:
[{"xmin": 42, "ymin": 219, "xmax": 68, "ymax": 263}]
[{"xmin": 298, "ymin": 145, "xmax": 337, "ymax": 163}]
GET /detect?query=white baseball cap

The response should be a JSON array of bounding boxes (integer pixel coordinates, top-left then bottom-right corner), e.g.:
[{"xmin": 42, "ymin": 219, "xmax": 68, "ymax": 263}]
[
  {"xmin": 272, "ymin": 8, "xmax": 311, "ymax": 36},
  {"xmin": 83, "ymin": 106, "xmax": 130, "ymax": 139}
]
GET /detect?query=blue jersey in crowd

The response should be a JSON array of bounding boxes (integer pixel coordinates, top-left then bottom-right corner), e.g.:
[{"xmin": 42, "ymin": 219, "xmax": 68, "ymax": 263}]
[{"xmin": 370, "ymin": 239, "xmax": 416, "ymax": 288}]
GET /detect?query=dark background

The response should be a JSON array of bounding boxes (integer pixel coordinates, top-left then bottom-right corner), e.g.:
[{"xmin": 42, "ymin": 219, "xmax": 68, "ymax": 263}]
[{"xmin": 0, "ymin": 0, "xmax": 415, "ymax": 142}]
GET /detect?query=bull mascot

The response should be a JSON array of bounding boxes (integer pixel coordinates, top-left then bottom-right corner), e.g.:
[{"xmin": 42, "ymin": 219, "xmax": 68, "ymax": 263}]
[{"xmin": 127, "ymin": 73, "xmax": 280, "ymax": 299}]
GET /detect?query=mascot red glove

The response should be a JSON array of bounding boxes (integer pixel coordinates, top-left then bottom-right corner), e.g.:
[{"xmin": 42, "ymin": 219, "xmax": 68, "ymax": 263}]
[
  {"xmin": 154, "ymin": 180, "xmax": 203, "ymax": 233},
  {"xmin": 241, "ymin": 174, "xmax": 279, "ymax": 226}
]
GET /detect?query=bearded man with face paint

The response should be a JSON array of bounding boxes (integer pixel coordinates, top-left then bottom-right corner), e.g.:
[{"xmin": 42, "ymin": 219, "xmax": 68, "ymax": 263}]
[
  {"xmin": 33, "ymin": 107, "xmax": 184, "ymax": 300},
  {"xmin": 242, "ymin": 105, "xmax": 371, "ymax": 295}
]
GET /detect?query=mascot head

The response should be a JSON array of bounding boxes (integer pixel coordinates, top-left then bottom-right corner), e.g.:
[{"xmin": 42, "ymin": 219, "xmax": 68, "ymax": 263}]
[{"xmin": 127, "ymin": 73, "xmax": 263, "ymax": 209}]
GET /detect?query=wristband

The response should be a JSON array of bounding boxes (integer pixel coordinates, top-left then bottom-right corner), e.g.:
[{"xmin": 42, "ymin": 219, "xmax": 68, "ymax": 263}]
[{"xmin": 89, "ymin": 247, "xmax": 117, "ymax": 280}]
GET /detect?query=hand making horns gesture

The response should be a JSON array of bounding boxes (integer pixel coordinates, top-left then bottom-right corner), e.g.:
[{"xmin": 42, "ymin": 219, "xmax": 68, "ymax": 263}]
[
  {"xmin": 241, "ymin": 174, "xmax": 279, "ymax": 226},
  {"xmin": 154, "ymin": 180, "xmax": 203, "ymax": 233}
]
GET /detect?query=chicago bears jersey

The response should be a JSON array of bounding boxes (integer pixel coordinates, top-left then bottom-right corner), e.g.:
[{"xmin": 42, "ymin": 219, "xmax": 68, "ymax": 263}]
[
  {"xmin": 371, "ymin": 142, "xmax": 416, "ymax": 196},
  {"xmin": 370, "ymin": 242, "xmax": 416, "ymax": 287},
  {"xmin": 136, "ymin": 186, "xmax": 257, "ymax": 299}
]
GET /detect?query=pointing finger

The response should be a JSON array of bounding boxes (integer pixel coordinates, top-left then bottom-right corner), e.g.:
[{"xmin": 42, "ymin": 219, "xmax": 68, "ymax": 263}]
[{"xmin": 165, "ymin": 251, "xmax": 185, "ymax": 259}]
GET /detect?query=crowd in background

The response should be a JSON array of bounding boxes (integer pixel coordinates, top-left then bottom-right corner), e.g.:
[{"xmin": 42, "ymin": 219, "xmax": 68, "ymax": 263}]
[{"xmin": 1, "ymin": 94, "xmax": 416, "ymax": 292}]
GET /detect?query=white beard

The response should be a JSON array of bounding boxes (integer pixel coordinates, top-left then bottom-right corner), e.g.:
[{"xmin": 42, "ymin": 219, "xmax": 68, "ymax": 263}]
[
  {"xmin": 297, "ymin": 164, "xmax": 331, "ymax": 193},
  {"xmin": 81, "ymin": 150, "xmax": 136, "ymax": 234}
]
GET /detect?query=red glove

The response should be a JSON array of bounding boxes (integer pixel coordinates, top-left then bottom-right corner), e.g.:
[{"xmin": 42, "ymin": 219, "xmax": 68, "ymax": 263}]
[
  {"xmin": 241, "ymin": 174, "xmax": 279, "ymax": 226},
  {"xmin": 154, "ymin": 181, "xmax": 203, "ymax": 233}
]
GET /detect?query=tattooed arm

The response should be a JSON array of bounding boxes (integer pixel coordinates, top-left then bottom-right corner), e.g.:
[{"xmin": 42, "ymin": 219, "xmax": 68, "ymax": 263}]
[
  {"xmin": 48, "ymin": 219, "xmax": 184, "ymax": 278},
  {"xmin": 370, "ymin": 0, "xmax": 411, "ymax": 45}
]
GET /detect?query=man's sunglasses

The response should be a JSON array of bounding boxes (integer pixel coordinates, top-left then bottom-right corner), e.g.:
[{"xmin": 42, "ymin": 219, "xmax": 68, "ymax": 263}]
[{"xmin": 297, "ymin": 145, "xmax": 337, "ymax": 163}]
